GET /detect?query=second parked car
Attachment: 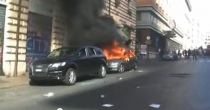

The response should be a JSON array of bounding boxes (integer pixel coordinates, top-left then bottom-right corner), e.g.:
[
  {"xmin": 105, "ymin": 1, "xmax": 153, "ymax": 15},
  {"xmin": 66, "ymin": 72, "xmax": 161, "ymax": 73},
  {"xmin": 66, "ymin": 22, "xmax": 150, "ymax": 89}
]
[
  {"xmin": 162, "ymin": 51, "xmax": 179, "ymax": 61},
  {"xmin": 29, "ymin": 46, "xmax": 107, "ymax": 85},
  {"xmin": 107, "ymin": 56, "xmax": 139, "ymax": 73}
]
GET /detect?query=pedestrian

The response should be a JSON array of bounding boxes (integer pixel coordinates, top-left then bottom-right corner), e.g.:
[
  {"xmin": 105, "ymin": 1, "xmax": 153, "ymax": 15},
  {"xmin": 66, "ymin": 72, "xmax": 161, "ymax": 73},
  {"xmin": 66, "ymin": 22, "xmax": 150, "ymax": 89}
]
[
  {"xmin": 192, "ymin": 49, "xmax": 197, "ymax": 60},
  {"xmin": 178, "ymin": 50, "xmax": 181, "ymax": 58},
  {"xmin": 187, "ymin": 49, "xmax": 191, "ymax": 59},
  {"xmin": 183, "ymin": 50, "xmax": 188, "ymax": 59}
]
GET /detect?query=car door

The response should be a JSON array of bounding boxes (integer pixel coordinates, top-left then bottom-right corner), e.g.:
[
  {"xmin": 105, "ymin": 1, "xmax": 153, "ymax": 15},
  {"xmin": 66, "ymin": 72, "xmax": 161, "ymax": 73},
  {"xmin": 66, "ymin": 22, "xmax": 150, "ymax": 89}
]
[
  {"xmin": 75, "ymin": 48, "xmax": 89, "ymax": 76},
  {"xmin": 86, "ymin": 47, "xmax": 98, "ymax": 74},
  {"xmin": 124, "ymin": 51, "xmax": 133, "ymax": 69}
]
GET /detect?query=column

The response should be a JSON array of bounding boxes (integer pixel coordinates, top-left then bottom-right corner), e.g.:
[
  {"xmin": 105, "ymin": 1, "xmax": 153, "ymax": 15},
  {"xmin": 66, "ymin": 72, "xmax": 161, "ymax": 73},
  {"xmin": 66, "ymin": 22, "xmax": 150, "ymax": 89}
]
[
  {"xmin": 51, "ymin": 5, "xmax": 67, "ymax": 51},
  {"xmin": 3, "ymin": 0, "xmax": 28, "ymax": 76}
]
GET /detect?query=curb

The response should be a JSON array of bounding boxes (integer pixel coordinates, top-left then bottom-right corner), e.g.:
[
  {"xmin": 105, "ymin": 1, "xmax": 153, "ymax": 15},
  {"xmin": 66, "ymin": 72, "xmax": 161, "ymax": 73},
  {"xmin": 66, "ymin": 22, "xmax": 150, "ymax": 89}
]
[{"xmin": 0, "ymin": 83, "xmax": 28, "ymax": 90}]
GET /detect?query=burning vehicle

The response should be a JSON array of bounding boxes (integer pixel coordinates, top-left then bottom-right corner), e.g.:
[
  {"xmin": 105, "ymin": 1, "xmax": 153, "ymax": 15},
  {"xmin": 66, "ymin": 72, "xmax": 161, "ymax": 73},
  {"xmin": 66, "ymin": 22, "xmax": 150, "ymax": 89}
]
[
  {"xmin": 102, "ymin": 41, "xmax": 138, "ymax": 73},
  {"xmin": 59, "ymin": 0, "xmax": 138, "ymax": 73}
]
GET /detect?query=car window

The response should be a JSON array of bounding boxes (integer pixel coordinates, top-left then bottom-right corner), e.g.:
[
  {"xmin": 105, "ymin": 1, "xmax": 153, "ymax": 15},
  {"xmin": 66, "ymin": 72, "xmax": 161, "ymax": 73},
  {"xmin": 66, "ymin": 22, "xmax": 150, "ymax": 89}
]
[
  {"xmin": 48, "ymin": 48, "xmax": 78, "ymax": 58},
  {"xmin": 88, "ymin": 48, "xmax": 96, "ymax": 56},
  {"xmin": 95, "ymin": 49, "xmax": 103, "ymax": 55}
]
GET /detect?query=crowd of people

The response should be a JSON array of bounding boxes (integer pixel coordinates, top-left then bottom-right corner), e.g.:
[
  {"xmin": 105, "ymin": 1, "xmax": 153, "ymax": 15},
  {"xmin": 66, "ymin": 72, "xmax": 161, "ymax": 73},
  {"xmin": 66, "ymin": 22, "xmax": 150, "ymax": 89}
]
[{"xmin": 182, "ymin": 49, "xmax": 201, "ymax": 60}]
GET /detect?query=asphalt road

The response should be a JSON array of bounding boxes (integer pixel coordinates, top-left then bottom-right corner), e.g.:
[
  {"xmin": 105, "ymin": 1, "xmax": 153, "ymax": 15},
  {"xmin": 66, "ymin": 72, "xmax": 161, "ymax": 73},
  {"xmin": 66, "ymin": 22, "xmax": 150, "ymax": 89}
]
[{"xmin": 1, "ymin": 59, "xmax": 210, "ymax": 110}]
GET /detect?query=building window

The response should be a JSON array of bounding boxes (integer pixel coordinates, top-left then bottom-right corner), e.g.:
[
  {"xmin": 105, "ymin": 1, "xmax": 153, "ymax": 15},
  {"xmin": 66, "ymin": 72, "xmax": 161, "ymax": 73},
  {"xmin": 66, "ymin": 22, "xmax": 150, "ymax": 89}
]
[
  {"xmin": 115, "ymin": 0, "xmax": 121, "ymax": 7},
  {"xmin": 127, "ymin": 8, "xmax": 132, "ymax": 16},
  {"xmin": 127, "ymin": 0, "xmax": 132, "ymax": 16},
  {"xmin": 137, "ymin": 12, "xmax": 141, "ymax": 21},
  {"xmin": 122, "ymin": 26, "xmax": 132, "ymax": 38}
]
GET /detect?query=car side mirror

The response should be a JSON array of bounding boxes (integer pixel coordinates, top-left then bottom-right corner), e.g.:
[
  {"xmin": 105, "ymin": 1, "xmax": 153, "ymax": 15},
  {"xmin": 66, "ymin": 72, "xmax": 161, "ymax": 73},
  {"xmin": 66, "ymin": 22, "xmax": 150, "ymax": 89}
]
[
  {"xmin": 78, "ymin": 53, "xmax": 81, "ymax": 57},
  {"xmin": 46, "ymin": 52, "xmax": 50, "ymax": 56},
  {"xmin": 77, "ymin": 52, "xmax": 83, "ymax": 58}
]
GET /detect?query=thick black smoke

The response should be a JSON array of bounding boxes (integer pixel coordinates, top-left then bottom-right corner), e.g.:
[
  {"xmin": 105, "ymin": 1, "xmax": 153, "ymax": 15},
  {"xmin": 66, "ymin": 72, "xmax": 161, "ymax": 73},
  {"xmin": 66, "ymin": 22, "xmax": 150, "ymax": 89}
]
[{"xmin": 60, "ymin": 0, "xmax": 125, "ymax": 46}]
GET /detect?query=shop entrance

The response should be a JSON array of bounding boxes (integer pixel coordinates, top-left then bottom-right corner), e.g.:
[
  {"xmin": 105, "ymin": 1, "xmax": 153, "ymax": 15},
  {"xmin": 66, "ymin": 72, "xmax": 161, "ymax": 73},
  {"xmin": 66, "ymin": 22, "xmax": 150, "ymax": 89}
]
[
  {"xmin": 26, "ymin": 12, "xmax": 52, "ymax": 71},
  {"xmin": 0, "ymin": 5, "xmax": 6, "ymax": 76}
]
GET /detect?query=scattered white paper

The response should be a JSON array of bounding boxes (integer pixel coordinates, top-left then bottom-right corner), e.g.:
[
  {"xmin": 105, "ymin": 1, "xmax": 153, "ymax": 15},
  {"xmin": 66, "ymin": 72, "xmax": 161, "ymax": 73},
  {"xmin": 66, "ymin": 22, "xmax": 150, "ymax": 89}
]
[
  {"xmin": 149, "ymin": 104, "xmax": 160, "ymax": 108},
  {"xmin": 101, "ymin": 95, "xmax": 105, "ymax": 98},
  {"xmin": 102, "ymin": 104, "xmax": 114, "ymax": 107},
  {"xmin": 57, "ymin": 108, "xmax": 63, "ymax": 110},
  {"xmin": 119, "ymin": 77, "xmax": 122, "ymax": 80},
  {"xmin": 138, "ymin": 70, "xmax": 143, "ymax": 72},
  {"xmin": 43, "ymin": 92, "xmax": 54, "ymax": 97}
]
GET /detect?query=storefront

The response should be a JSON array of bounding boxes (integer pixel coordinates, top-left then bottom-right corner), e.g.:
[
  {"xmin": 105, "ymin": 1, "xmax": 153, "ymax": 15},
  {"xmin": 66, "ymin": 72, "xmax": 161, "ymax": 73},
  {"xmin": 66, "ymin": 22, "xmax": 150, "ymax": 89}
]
[
  {"xmin": 136, "ymin": 29, "xmax": 166, "ymax": 52},
  {"xmin": 0, "ymin": 2, "xmax": 6, "ymax": 75},
  {"xmin": 26, "ymin": 0, "xmax": 53, "ymax": 71},
  {"xmin": 166, "ymin": 39, "xmax": 182, "ymax": 51}
]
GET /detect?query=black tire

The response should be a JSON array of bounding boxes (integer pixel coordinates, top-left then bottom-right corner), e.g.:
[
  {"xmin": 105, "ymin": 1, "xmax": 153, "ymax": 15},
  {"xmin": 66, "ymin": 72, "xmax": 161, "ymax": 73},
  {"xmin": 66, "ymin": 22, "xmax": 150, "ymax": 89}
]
[
  {"xmin": 29, "ymin": 80, "xmax": 41, "ymax": 86},
  {"xmin": 98, "ymin": 65, "xmax": 107, "ymax": 78},
  {"xmin": 133, "ymin": 62, "xmax": 138, "ymax": 70},
  {"xmin": 64, "ymin": 68, "xmax": 77, "ymax": 85},
  {"xmin": 118, "ymin": 64, "xmax": 125, "ymax": 73}
]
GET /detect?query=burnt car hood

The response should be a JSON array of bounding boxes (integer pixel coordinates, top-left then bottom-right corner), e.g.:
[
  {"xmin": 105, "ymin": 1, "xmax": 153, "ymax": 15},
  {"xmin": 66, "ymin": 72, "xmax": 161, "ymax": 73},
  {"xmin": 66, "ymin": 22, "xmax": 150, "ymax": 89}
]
[
  {"xmin": 108, "ymin": 59, "xmax": 124, "ymax": 63},
  {"xmin": 33, "ymin": 57, "xmax": 75, "ymax": 65},
  {"xmin": 108, "ymin": 57, "xmax": 137, "ymax": 63}
]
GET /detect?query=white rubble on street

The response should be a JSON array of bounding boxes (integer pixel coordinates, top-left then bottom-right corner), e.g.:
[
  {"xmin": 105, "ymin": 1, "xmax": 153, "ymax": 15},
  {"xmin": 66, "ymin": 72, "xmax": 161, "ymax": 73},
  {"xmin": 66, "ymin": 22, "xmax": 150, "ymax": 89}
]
[
  {"xmin": 101, "ymin": 95, "xmax": 105, "ymax": 98},
  {"xmin": 149, "ymin": 104, "xmax": 161, "ymax": 108},
  {"xmin": 57, "ymin": 108, "xmax": 63, "ymax": 110},
  {"xmin": 138, "ymin": 70, "xmax": 143, "ymax": 72},
  {"xmin": 43, "ymin": 92, "xmax": 54, "ymax": 97},
  {"xmin": 119, "ymin": 77, "xmax": 123, "ymax": 80},
  {"xmin": 102, "ymin": 104, "xmax": 114, "ymax": 107}
]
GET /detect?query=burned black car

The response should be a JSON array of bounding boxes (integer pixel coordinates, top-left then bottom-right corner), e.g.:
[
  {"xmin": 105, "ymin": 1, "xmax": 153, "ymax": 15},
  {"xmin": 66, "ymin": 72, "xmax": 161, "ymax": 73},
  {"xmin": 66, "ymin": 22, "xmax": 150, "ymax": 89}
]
[
  {"xmin": 107, "ymin": 57, "xmax": 138, "ymax": 73},
  {"xmin": 162, "ymin": 51, "xmax": 179, "ymax": 61},
  {"xmin": 29, "ymin": 46, "xmax": 107, "ymax": 85}
]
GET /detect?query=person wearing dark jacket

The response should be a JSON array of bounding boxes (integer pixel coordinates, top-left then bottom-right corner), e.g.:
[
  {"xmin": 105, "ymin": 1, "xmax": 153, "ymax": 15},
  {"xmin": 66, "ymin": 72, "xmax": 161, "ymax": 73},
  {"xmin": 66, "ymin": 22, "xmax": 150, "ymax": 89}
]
[
  {"xmin": 188, "ymin": 49, "xmax": 191, "ymax": 59},
  {"xmin": 192, "ymin": 49, "xmax": 197, "ymax": 60}
]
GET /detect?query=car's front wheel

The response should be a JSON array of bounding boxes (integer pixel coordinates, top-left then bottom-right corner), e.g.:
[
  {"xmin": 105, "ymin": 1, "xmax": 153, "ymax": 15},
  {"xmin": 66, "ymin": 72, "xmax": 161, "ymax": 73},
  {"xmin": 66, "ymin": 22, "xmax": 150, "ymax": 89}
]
[
  {"xmin": 118, "ymin": 64, "xmax": 125, "ymax": 73},
  {"xmin": 64, "ymin": 68, "xmax": 77, "ymax": 85},
  {"xmin": 133, "ymin": 62, "xmax": 138, "ymax": 70},
  {"xmin": 98, "ymin": 65, "xmax": 107, "ymax": 78}
]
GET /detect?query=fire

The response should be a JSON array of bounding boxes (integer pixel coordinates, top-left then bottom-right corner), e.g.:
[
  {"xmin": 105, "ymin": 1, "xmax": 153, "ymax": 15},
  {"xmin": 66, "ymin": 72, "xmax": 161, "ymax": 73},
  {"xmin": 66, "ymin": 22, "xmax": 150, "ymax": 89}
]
[{"xmin": 102, "ymin": 40, "xmax": 135, "ymax": 61}]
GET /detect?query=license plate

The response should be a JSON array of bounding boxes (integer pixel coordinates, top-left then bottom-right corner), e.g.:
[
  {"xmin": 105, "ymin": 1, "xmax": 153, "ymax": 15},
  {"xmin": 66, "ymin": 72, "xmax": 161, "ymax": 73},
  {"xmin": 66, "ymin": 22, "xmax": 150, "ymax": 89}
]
[{"xmin": 35, "ymin": 69, "xmax": 42, "ymax": 72}]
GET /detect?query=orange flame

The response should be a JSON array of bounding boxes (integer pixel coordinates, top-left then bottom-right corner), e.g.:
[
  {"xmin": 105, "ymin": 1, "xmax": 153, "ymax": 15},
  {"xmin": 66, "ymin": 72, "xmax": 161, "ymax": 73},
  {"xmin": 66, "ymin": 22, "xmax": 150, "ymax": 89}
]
[{"xmin": 102, "ymin": 40, "xmax": 135, "ymax": 61}]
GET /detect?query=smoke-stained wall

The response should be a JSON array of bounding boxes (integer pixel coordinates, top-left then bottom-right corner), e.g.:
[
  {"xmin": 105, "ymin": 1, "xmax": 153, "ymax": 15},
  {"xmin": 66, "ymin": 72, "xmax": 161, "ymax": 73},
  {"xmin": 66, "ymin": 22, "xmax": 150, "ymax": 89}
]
[{"xmin": 102, "ymin": 0, "xmax": 137, "ymax": 49}]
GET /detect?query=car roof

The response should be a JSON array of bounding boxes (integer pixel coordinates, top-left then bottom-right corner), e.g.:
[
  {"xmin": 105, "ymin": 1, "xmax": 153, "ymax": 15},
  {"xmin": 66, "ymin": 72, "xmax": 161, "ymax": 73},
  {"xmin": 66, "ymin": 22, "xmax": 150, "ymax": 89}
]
[{"xmin": 56, "ymin": 46, "xmax": 102, "ymax": 50}]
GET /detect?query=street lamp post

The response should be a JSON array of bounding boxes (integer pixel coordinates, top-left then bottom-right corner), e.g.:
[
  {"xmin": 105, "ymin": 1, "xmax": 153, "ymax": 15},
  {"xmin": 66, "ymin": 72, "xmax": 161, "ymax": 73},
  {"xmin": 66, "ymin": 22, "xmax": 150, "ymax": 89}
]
[{"xmin": 146, "ymin": 36, "xmax": 151, "ymax": 60}]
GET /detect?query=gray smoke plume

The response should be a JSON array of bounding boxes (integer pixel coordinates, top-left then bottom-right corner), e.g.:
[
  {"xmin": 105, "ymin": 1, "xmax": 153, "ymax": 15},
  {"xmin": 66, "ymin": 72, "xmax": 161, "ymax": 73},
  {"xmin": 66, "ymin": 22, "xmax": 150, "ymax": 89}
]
[{"xmin": 60, "ymin": 0, "xmax": 125, "ymax": 46}]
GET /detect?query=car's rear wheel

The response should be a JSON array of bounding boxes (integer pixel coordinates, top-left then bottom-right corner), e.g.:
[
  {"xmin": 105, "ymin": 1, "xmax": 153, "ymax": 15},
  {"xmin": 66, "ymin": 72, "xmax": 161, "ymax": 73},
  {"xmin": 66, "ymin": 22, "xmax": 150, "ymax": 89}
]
[
  {"xmin": 64, "ymin": 68, "xmax": 77, "ymax": 85},
  {"xmin": 118, "ymin": 64, "xmax": 125, "ymax": 73},
  {"xmin": 133, "ymin": 62, "xmax": 138, "ymax": 70},
  {"xmin": 98, "ymin": 65, "xmax": 106, "ymax": 78}
]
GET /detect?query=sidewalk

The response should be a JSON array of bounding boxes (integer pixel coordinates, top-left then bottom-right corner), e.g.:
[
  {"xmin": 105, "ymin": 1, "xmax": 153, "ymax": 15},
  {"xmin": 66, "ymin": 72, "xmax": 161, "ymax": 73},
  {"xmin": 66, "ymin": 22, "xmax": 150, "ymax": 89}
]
[{"xmin": 0, "ymin": 76, "xmax": 29, "ymax": 89}]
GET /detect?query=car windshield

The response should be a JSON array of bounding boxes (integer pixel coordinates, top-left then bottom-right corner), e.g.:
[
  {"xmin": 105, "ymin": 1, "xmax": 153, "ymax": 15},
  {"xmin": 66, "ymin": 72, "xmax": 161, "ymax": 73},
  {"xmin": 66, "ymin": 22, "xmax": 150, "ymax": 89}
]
[{"xmin": 47, "ymin": 47, "xmax": 79, "ymax": 58}]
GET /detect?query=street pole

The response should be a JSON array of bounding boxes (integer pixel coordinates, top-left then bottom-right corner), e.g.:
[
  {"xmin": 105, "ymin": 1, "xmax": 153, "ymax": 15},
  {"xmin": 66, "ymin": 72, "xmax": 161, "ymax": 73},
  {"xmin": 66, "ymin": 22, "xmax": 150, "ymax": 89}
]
[
  {"xmin": 14, "ymin": 0, "xmax": 22, "ymax": 76},
  {"xmin": 108, "ymin": 0, "xmax": 111, "ymax": 16},
  {"xmin": 146, "ymin": 36, "xmax": 151, "ymax": 60}
]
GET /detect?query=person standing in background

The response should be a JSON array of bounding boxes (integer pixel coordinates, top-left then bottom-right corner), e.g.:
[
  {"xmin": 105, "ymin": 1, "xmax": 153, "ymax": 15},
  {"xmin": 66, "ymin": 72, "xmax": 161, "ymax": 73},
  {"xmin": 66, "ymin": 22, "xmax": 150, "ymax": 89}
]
[
  {"xmin": 188, "ymin": 49, "xmax": 191, "ymax": 59},
  {"xmin": 192, "ymin": 49, "xmax": 198, "ymax": 60}
]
